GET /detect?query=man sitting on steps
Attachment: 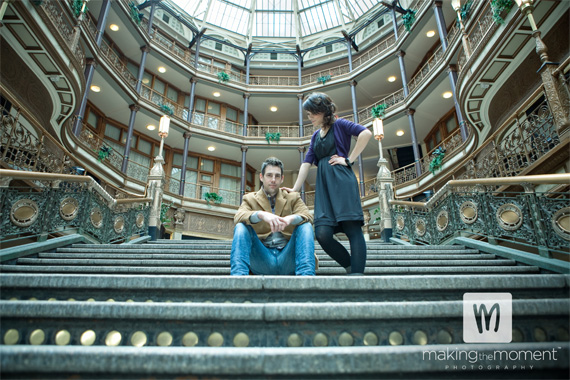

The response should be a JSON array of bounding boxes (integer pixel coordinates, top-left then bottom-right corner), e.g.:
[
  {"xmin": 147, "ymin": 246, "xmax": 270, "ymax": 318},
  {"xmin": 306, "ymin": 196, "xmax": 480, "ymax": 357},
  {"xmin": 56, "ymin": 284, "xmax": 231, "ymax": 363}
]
[{"xmin": 231, "ymin": 157, "xmax": 316, "ymax": 276}]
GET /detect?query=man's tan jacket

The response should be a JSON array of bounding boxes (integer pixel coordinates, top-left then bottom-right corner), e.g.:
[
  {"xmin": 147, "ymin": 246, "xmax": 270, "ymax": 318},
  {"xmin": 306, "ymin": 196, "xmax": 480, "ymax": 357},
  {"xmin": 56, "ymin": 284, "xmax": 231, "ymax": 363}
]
[{"xmin": 234, "ymin": 188, "xmax": 313, "ymax": 241}]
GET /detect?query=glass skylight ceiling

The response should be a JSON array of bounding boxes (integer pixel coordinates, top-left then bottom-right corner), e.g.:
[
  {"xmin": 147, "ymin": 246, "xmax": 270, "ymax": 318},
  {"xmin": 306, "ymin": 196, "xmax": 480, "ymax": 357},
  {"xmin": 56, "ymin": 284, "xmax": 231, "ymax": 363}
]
[{"xmin": 170, "ymin": 0, "xmax": 378, "ymax": 39}]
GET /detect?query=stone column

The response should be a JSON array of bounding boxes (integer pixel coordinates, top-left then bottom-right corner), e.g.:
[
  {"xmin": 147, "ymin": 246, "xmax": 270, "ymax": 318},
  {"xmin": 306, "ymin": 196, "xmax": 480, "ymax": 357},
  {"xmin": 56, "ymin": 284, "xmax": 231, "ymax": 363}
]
[
  {"xmin": 71, "ymin": 58, "xmax": 97, "ymax": 136},
  {"xmin": 147, "ymin": 154, "xmax": 166, "ymax": 241},
  {"xmin": 179, "ymin": 132, "xmax": 192, "ymax": 196},
  {"xmin": 186, "ymin": 77, "xmax": 197, "ymax": 123},
  {"xmin": 121, "ymin": 104, "xmax": 140, "ymax": 173},
  {"xmin": 349, "ymin": 80, "xmax": 366, "ymax": 196},
  {"xmin": 240, "ymin": 145, "xmax": 248, "ymax": 203},
  {"xmin": 406, "ymin": 108, "xmax": 422, "ymax": 177}
]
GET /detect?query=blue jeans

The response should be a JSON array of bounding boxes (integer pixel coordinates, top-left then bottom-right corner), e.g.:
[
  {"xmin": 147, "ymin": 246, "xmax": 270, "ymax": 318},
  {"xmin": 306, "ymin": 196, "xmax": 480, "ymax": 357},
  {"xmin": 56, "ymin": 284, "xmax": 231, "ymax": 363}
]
[{"xmin": 230, "ymin": 223, "xmax": 315, "ymax": 276}]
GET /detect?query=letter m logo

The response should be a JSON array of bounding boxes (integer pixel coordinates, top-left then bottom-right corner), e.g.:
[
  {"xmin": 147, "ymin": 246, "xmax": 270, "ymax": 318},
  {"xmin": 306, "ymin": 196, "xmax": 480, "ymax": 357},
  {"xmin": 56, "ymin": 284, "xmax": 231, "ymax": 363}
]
[{"xmin": 463, "ymin": 293, "xmax": 512, "ymax": 343}]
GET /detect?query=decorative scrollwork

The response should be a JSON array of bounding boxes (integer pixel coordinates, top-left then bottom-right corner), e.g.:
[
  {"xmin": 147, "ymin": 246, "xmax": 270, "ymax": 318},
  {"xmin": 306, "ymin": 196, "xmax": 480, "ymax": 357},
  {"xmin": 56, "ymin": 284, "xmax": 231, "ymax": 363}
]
[
  {"xmin": 459, "ymin": 201, "xmax": 478, "ymax": 225},
  {"xmin": 551, "ymin": 207, "xmax": 570, "ymax": 242},
  {"xmin": 496, "ymin": 203, "xmax": 523, "ymax": 231},
  {"xmin": 10, "ymin": 199, "xmax": 39, "ymax": 227},
  {"xmin": 135, "ymin": 212, "xmax": 145, "ymax": 228}
]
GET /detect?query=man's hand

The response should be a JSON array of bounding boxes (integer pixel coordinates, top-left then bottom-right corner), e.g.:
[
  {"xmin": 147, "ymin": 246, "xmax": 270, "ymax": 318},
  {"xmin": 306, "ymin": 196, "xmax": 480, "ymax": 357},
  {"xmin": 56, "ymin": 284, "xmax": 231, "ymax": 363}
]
[
  {"xmin": 258, "ymin": 211, "xmax": 289, "ymax": 232},
  {"xmin": 281, "ymin": 187, "xmax": 297, "ymax": 193}
]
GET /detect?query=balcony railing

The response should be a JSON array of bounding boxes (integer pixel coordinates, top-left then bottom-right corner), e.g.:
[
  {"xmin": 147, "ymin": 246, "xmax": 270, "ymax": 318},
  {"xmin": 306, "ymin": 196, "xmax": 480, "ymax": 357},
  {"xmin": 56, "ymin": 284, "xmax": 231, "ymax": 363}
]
[
  {"xmin": 73, "ymin": 122, "xmax": 151, "ymax": 183},
  {"xmin": 393, "ymin": 126, "xmax": 466, "ymax": 186},
  {"xmin": 0, "ymin": 106, "xmax": 83, "ymax": 176},
  {"xmin": 457, "ymin": 2, "xmax": 498, "ymax": 73}
]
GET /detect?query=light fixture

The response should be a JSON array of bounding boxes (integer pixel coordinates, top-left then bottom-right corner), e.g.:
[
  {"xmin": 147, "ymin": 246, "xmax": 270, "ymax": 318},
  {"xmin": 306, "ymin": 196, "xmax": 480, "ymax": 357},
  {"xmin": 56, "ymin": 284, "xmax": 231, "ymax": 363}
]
[
  {"xmin": 158, "ymin": 66, "xmax": 166, "ymax": 73},
  {"xmin": 213, "ymin": 92, "xmax": 221, "ymax": 97},
  {"xmin": 426, "ymin": 30, "xmax": 436, "ymax": 37},
  {"xmin": 388, "ymin": 76, "xmax": 397, "ymax": 82},
  {"xmin": 146, "ymin": 124, "xmax": 156, "ymax": 131},
  {"xmin": 373, "ymin": 119, "xmax": 384, "ymax": 141},
  {"xmin": 443, "ymin": 91, "xmax": 453, "ymax": 99},
  {"xmin": 157, "ymin": 115, "xmax": 170, "ymax": 158},
  {"xmin": 270, "ymin": 106, "xmax": 278, "ymax": 112},
  {"xmin": 90, "ymin": 85, "xmax": 101, "ymax": 92},
  {"xmin": 451, "ymin": 0, "xmax": 461, "ymax": 11},
  {"xmin": 207, "ymin": 146, "xmax": 216, "ymax": 151},
  {"xmin": 109, "ymin": 24, "xmax": 119, "ymax": 31},
  {"xmin": 142, "ymin": 78, "xmax": 150, "ymax": 84},
  {"xmin": 396, "ymin": 130, "xmax": 405, "ymax": 136}
]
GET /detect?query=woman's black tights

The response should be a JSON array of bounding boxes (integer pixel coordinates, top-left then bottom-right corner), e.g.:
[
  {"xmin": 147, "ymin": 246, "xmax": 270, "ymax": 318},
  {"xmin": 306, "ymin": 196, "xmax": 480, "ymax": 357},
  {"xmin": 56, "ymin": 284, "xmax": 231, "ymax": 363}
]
[{"xmin": 315, "ymin": 221, "xmax": 367, "ymax": 274}]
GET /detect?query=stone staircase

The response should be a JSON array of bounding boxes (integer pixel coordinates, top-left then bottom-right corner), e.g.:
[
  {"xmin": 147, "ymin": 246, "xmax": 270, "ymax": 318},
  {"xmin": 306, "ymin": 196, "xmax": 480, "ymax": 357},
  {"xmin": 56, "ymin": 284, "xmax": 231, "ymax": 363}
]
[{"xmin": 0, "ymin": 239, "xmax": 568, "ymax": 379}]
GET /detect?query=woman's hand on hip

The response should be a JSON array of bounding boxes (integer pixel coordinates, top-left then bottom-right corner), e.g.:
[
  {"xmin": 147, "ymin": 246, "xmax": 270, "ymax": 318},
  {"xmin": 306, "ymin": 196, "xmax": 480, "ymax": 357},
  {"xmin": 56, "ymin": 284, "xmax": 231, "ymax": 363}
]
[{"xmin": 329, "ymin": 155, "xmax": 347, "ymax": 166}]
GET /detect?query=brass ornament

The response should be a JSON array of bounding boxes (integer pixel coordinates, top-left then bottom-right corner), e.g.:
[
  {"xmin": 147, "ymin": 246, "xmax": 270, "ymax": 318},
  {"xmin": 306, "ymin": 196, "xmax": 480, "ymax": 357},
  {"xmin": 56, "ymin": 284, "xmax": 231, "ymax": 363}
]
[
  {"xmin": 436, "ymin": 210, "xmax": 449, "ymax": 232},
  {"xmin": 496, "ymin": 203, "xmax": 523, "ymax": 231},
  {"xmin": 4, "ymin": 329, "xmax": 20, "ymax": 345},
  {"xmin": 90, "ymin": 207, "xmax": 103, "ymax": 229},
  {"xmin": 10, "ymin": 199, "xmax": 39, "ymax": 227},
  {"xmin": 415, "ymin": 218, "xmax": 426, "ymax": 237},
  {"xmin": 157, "ymin": 331, "xmax": 173, "ymax": 347},
  {"xmin": 338, "ymin": 332, "xmax": 354, "ymax": 346},
  {"xmin": 313, "ymin": 333, "xmax": 328, "ymax": 347},
  {"xmin": 59, "ymin": 197, "xmax": 79, "ymax": 221},
  {"xmin": 113, "ymin": 216, "xmax": 125, "ymax": 234},
  {"xmin": 105, "ymin": 330, "xmax": 122, "ymax": 346},
  {"xmin": 396, "ymin": 215, "xmax": 405, "ymax": 231},
  {"xmin": 207, "ymin": 332, "xmax": 224, "ymax": 347},
  {"xmin": 412, "ymin": 330, "xmax": 428, "ymax": 345},
  {"xmin": 552, "ymin": 207, "xmax": 570, "ymax": 241},
  {"xmin": 80, "ymin": 330, "xmax": 96, "ymax": 346},
  {"xmin": 29, "ymin": 329, "xmax": 45, "ymax": 345},
  {"xmin": 459, "ymin": 201, "xmax": 478, "ymax": 224},
  {"xmin": 388, "ymin": 331, "xmax": 403, "ymax": 346},
  {"xmin": 130, "ymin": 331, "xmax": 147, "ymax": 347},
  {"xmin": 55, "ymin": 330, "xmax": 71, "ymax": 346}
]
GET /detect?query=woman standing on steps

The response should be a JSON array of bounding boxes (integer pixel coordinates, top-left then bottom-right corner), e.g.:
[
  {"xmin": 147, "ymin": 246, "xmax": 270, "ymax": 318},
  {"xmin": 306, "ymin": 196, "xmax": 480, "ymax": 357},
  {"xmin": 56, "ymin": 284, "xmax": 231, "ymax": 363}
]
[{"xmin": 284, "ymin": 92, "xmax": 372, "ymax": 275}]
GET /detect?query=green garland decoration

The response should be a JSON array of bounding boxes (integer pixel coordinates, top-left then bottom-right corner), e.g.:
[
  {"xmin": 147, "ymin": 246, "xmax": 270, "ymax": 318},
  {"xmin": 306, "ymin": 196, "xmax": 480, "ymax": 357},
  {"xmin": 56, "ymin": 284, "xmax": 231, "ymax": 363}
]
[
  {"xmin": 429, "ymin": 147, "xmax": 446, "ymax": 173},
  {"xmin": 71, "ymin": 0, "xmax": 88, "ymax": 17},
  {"xmin": 402, "ymin": 9, "xmax": 416, "ymax": 32},
  {"xmin": 265, "ymin": 132, "xmax": 281, "ymax": 144},
  {"xmin": 490, "ymin": 0, "xmax": 515, "ymax": 25},
  {"xmin": 96, "ymin": 145, "xmax": 112, "ymax": 162},
  {"xmin": 160, "ymin": 203, "xmax": 172, "ymax": 228},
  {"xmin": 217, "ymin": 72, "xmax": 230, "ymax": 83},
  {"xmin": 371, "ymin": 103, "xmax": 388, "ymax": 119},
  {"xmin": 159, "ymin": 104, "xmax": 174, "ymax": 116},
  {"xmin": 204, "ymin": 192, "xmax": 223, "ymax": 205},
  {"xmin": 317, "ymin": 75, "xmax": 331, "ymax": 85},
  {"xmin": 129, "ymin": 1, "xmax": 142, "ymax": 26}
]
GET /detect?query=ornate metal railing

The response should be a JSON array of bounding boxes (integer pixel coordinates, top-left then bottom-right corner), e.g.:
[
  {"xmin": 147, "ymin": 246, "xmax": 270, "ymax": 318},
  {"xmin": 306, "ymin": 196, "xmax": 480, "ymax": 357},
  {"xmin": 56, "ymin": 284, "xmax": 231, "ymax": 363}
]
[
  {"xmin": 0, "ymin": 106, "xmax": 83, "ymax": 175},
  {"xmin": 393, "ymin": 126, "xmax": 466, "ymax": 186},
  {"xmin": 457, "ymin": 2, "xmax": 498, "ymax": 73},
  {"xmin": 455, "ymin": 97, "xmax": 559, "ymax": 180},
  {"xmin": 73, "ymin": 122, "xmax": 150, "ymax": 183},
  {"xmin": 0, "ymin": 170, "xmax": 151, "ymax": 244},
  {"xmin": 164, "ymin": 176, "xmax": 241, "ymax": 207},
  {"xmin": 39, "ymin": 0, "xmax": 85, "ymax": 70},
  {"xmin": 390, "ymin": 174, "xmax": 570, "ymax": 258}
]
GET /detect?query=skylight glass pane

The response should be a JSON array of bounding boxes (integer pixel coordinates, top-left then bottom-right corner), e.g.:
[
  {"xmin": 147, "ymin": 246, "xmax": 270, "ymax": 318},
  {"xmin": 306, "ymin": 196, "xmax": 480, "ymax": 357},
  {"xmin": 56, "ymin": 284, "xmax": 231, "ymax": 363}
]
[
  {"xmin": 207, "ymin": 0, "xmax": 250, "ymax": 35},
  {"xmin": 257, "ymin": 0, "xmax": 292, "ymax": 11},
  {"xmin": 254, "ymin": 11, "xmax": 294, "ymax": 37}
]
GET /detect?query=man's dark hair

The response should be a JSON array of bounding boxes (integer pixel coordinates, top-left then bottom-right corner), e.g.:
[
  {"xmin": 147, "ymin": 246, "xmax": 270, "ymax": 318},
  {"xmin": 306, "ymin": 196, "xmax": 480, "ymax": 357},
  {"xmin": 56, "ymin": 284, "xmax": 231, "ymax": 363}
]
[
  {"xmin": 303, "ymin": 92, "xmax": 337, "ymax": 128},
  {"xmin": 261, "ymin": 157, "xmax": 284, "ymax": 176}
]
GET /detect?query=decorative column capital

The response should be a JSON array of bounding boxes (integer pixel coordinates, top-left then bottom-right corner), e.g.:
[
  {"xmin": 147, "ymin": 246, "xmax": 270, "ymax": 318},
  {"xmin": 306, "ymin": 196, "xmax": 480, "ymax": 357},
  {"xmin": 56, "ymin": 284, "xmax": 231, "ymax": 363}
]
[
  {"xmin": 241, "ymin": 145, "xmax": 249, "ymax": 152},
  {"xmin": 297, "ymin": 93, "xmax": 304, "ymax": 100},
  {"xmin": 350, "ymin": 80, "xmax": 357, "ymax": 87},
  {"xmin": 86, "ymin": 58, "xmax": 97, "ymax": 67},
  {"xmin": 396, "ymin": 50, "xmax": 406, "ymax": 58},
  {"xmin": 190, "ymin": 77, "xmax": 198, "ymax": 84},
  {"xmin": 141, "ymin": 45, "xmax": 150, "ymax": 53},
  {"xmin": 297, "ymin": 146, "xmax": 306, "ymax": 153},
  {"xmin": 406, "ymin": 108, "xmax": 415, "ymax": 116},
  {"xmin": 447, "ymin": 64, "xmax": 458, "ymax": 73},
  {"xmin": 183, "ymin": 132, "xmax": 192, "ymax": 139},
  {"xmin": 243, "ymin": 92, "xmax": 251, "ymax": 99},
  {"xmin": 129, "ymin": 104, "xmax": 140, "ymax": 112},
  {"xmin": 433, "ymin": 1, "xmax": 443, "ymax": 9}
]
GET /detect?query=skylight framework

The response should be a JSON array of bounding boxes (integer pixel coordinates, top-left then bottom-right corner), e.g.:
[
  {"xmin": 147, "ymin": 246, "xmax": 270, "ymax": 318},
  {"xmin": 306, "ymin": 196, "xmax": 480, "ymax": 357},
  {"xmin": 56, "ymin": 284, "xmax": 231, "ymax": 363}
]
[{"xmin": 171, "ymin": 0, "xmax": 378, "ymax": 40}]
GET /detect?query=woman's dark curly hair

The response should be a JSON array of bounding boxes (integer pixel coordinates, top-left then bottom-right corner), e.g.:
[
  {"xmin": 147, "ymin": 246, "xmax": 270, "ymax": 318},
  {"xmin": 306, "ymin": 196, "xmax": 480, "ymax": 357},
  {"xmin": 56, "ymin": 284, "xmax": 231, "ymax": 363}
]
[{"xmin": 303, "ymin": 92, "xmax": 337, "ymax": 128}]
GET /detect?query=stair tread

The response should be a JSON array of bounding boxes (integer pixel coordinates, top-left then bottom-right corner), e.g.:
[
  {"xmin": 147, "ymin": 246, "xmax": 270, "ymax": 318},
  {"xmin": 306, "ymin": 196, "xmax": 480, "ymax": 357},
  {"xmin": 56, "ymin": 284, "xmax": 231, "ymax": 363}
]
[
  {"xmin": 0, "ymin": 265, "xmax": 540, "ymax": 274},
  {"xmin": 16, "ymin": 258, "xmax": 517, "ymax": 267},
  {"xmin": 2, "ymin": 343, "xmax": 567, "ymax": 375}
]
